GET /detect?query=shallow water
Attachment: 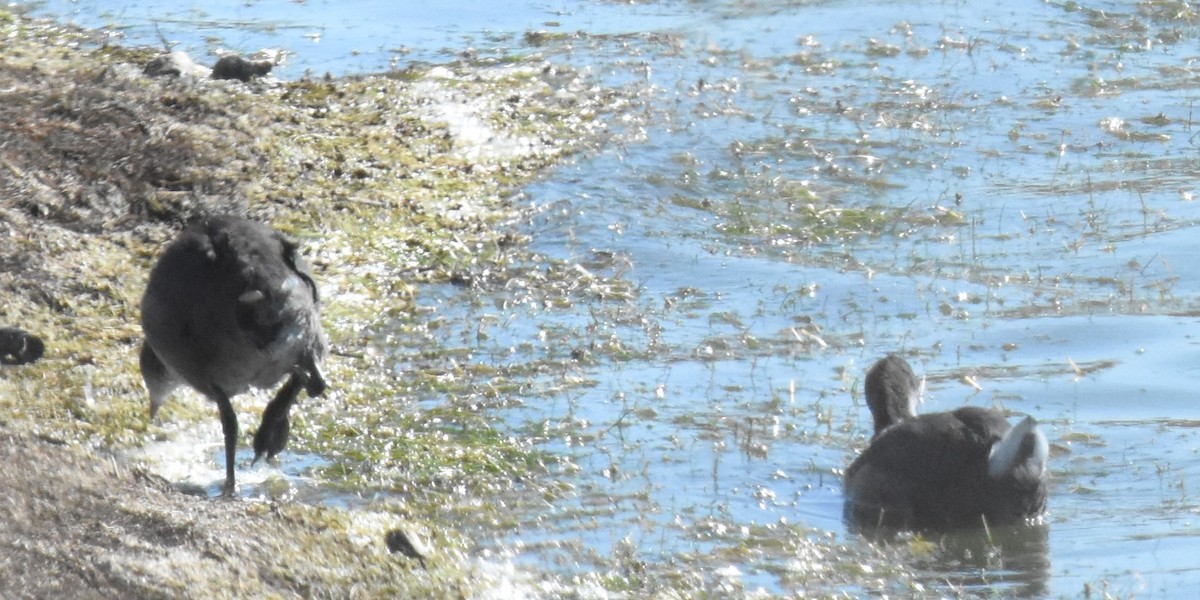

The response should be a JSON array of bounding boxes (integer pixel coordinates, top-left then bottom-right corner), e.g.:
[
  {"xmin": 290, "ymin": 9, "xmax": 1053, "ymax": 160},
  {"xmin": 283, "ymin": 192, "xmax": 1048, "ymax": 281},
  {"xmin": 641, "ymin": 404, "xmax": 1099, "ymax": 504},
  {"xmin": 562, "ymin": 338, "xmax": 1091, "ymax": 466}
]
[{"xmin": 28, "ymin": 0, "xmax": 1200, "ymax": 596}]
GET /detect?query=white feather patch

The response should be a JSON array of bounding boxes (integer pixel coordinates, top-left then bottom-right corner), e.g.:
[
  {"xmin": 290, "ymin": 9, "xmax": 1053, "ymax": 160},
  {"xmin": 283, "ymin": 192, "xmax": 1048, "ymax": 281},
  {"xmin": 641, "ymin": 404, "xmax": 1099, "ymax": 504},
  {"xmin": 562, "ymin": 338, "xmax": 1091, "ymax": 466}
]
[{"xmin": 988, "ymin": 415, "xmax": 1048, "ymax": 478}]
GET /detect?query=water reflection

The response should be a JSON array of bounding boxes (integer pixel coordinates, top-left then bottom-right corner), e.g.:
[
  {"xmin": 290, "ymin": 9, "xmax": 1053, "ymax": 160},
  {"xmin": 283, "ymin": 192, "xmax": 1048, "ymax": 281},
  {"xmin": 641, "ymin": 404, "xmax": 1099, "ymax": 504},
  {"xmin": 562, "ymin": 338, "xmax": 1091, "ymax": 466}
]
[
  {"xmin": 853, "ymin": 521, "xmax": 1051, "ymax": 598},
  {"xmin": 941, "ymin": 523, "xmax": 1050, "ymax": 598}
]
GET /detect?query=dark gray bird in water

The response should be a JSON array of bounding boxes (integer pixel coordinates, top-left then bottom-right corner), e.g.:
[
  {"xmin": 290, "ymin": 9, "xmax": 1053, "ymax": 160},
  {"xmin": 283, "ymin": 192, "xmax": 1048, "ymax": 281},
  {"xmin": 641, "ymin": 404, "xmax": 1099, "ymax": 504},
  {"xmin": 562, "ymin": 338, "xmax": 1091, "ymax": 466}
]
[
  {"xmin": 140, "ymin": 216, "xmax": 328, "ymax": 495},
  {"xmin": 843, "ymin": 354, "xmax": 1048, "ymax": 532}
]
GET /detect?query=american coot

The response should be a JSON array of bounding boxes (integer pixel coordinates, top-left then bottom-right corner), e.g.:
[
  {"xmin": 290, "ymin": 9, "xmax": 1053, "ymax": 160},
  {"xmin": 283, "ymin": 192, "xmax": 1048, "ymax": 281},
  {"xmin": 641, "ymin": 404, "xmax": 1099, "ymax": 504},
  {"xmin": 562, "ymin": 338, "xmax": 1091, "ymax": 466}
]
[
  {"xmin": 140, "ymin": 216, "xmax": 328, "ymax": 495},
  {"xmin": 844, "ymin": 354, "xmax": 1048, "ymax": 531}
]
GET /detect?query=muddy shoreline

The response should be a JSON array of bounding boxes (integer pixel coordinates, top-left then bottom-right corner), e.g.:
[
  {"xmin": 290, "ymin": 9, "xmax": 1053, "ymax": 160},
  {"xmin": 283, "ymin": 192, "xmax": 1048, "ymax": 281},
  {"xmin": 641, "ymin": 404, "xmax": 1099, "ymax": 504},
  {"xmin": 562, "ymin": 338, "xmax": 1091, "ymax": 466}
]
[{"xmin": 0, "ymin": 428, "xmax": 425, "ymax": 598}]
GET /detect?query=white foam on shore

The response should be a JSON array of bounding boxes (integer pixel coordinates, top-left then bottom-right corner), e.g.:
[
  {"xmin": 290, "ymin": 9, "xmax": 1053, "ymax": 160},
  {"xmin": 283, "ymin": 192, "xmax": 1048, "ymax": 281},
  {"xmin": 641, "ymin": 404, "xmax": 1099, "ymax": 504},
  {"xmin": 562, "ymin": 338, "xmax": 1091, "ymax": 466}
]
[{"xmin": 123, "ymin": 392, "xmax": 330, "ymax": 498}]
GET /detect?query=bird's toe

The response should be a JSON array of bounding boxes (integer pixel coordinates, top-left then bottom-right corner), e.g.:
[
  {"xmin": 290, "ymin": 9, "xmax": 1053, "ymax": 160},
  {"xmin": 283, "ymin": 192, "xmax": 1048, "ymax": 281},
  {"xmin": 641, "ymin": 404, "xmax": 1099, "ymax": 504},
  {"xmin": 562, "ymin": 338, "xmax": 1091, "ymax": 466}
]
[{"xmin": 252, "ymin": 417, "xmax": 291, "ymax": 464}]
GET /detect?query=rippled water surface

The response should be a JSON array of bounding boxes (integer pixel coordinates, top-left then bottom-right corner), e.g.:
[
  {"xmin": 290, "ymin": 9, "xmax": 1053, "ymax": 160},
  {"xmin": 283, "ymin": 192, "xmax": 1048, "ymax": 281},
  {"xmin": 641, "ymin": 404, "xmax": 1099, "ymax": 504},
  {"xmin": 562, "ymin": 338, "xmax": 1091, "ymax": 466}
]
[{"xmin": 28, "ymin": 0, "xmax": 1200, "ymax": 596}]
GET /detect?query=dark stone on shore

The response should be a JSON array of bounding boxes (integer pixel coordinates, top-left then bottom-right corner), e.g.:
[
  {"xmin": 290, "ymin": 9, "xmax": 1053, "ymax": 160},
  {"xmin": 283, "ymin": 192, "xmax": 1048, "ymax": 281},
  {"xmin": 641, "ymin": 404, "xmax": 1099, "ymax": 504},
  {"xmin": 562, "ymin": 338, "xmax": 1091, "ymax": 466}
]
[
  {"xmin": 0, "ymin": 327, "xmax": 44, "ymax": 365},
  {"xmin": 385, "ymin": 528, "xmax": 428, "ymax": 568},
  {"xmin": 211, "ymin": 55, "xmax": 273, "ymax": 82}
]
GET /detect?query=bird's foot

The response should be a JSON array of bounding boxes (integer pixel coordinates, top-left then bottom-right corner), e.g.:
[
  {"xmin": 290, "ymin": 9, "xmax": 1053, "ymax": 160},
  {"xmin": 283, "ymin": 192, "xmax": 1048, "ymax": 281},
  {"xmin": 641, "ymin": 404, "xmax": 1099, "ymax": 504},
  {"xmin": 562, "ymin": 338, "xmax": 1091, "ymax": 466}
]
[
  {"xmin": 219, "ymin": 478, "xmax": 239, "ymax": 499},
  {"xmin": 251, "ymin": 416, "xmax": 290, "ymax": 465},
  {"xmin": 250, "ymin": 446, "xmax": 278, "ymax": 467}
]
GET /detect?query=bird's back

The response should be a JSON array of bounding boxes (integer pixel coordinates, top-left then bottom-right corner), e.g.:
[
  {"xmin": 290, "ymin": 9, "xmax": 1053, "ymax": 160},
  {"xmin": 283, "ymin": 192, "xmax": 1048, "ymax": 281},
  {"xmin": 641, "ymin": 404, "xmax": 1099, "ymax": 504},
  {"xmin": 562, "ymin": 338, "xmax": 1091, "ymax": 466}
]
[
  {"xmin": 844, "ymin": 407, "xmax": 1019, "ymax": 529},
  {"xmin": 141, "ymin": 216, "xmax": 326, "ymax": 400}
]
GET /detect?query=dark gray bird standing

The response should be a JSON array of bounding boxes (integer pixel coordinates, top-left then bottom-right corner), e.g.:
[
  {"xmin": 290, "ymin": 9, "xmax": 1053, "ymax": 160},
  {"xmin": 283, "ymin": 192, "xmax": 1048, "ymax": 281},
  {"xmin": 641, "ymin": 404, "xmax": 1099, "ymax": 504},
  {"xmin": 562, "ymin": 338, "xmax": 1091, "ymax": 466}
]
[
  {"xmin": 843, "ymin": 354, "xmax": 1048, "ymax": 532},
  {"xmin": 140, "ymin": 216, "xmax": 328, "ymax": 495}
]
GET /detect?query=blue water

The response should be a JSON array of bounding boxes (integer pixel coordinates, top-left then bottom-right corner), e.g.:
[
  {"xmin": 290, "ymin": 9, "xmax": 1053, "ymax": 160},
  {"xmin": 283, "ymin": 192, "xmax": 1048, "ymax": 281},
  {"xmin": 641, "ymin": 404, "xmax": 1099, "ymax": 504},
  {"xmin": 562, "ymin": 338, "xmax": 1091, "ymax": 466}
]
[{"xmin": 26, "ymin": 0, "xmax": 1200, "ymax": 596}]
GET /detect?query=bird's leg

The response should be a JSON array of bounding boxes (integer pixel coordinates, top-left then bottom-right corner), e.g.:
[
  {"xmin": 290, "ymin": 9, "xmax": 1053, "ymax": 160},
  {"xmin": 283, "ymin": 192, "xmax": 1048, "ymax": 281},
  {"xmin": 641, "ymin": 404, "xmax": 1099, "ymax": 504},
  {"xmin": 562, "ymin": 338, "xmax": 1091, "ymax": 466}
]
[
  {"xmin": 252, "ymin": 372, "xmax": 305, "ymax": 465},
  {"xmin": 213, "ymin": 388, "xmax": 240, "ymax": 497}
]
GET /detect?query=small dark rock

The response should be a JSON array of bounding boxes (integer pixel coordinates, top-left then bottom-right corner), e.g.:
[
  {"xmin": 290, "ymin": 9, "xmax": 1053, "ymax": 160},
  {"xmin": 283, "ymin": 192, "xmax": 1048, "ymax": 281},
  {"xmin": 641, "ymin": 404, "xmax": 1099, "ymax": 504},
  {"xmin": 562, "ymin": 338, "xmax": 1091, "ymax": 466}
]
[
  {"xmin": 384, "ymin": 528, "xmax": 428, "ymax": 568},
  {"xmin": 0, "ymin": 327, "xmax": 45, "ymax": 365},
  {"xmin": 211, "ymin": 55, "xmax": 273, "ymax": 82}
]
